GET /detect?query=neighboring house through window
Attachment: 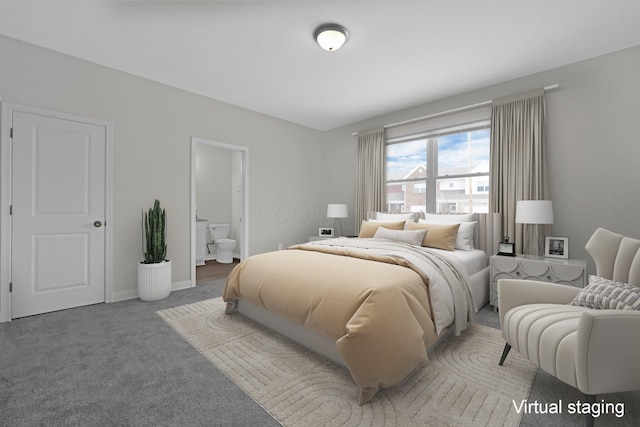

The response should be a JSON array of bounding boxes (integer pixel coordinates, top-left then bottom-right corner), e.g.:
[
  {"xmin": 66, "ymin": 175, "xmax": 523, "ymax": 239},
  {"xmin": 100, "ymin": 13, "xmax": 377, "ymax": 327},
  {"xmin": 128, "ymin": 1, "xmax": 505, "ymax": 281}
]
[{"xmin": 385, "ymin": 106, "xmax": 491, "ymax": 214}]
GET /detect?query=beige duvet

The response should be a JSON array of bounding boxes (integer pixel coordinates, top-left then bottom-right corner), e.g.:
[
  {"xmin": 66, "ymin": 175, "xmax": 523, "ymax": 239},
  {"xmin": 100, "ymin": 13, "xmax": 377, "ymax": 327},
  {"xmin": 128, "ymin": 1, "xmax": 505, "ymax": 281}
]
[{"xmin": 222, "ymin": 240, "xmax": 464, "ymax": 404}]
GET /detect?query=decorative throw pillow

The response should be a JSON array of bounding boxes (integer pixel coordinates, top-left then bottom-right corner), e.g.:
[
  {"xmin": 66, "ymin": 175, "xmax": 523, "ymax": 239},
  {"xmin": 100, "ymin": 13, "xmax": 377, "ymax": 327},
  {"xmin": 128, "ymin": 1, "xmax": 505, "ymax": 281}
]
[
  {"xmin": 407, "ymin": 222, "xmax": 460, "ymax": 251},
  {"xmin": 418, "ymin": 219, "xmax": 476, "ymax": 251},
  {"xmin": 358, "ymin": 220, "xmax": 406, "ymax": 238},
  {"xmin": 373, "ymin": 227, "xmax": 427, "ymax": 246},
  {"xmin": 569, "ymin": 275, "xmax": 640, "ymax": 310}
]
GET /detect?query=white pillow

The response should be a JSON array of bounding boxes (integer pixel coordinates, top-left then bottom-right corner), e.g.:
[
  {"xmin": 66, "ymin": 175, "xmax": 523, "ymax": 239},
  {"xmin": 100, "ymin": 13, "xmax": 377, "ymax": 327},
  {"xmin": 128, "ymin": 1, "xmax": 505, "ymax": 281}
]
[
  {"xmin": 419, "ymin": 219, "xmax": 476, "ymax": 251},
  {"xmin": 373, "ymin": 227, "xmax": 427, "ymax": 246},
  {"xmin": 375, "ymin": 212, "xmax": 420, "ymax": 223},
  {"xmin": 423, "ymin": 213, "xmax": 476, "ymax": 223}
]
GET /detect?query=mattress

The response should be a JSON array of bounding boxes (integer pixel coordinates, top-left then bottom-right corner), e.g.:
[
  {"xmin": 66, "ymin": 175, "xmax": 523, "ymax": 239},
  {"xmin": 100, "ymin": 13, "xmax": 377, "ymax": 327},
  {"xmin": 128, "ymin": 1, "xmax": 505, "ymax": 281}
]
[{"xmin": 433, "ymin": 248, "xmax": 489, "ymax": 276}]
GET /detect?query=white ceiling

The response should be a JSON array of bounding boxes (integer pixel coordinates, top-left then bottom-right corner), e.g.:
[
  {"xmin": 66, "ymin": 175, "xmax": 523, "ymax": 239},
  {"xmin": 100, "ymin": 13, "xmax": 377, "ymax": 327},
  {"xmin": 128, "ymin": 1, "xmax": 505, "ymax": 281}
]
[{"xmin": 2, "ymin": 0, "xmax": 640, "ymax": 131}]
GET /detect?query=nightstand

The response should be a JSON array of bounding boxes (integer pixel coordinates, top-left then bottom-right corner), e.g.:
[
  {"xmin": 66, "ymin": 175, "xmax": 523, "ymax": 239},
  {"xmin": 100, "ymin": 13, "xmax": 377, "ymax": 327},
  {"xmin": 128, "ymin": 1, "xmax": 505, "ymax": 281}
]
[{"xmin": 490, "ymin": 255, "xmax": 587, "ymax": 310}]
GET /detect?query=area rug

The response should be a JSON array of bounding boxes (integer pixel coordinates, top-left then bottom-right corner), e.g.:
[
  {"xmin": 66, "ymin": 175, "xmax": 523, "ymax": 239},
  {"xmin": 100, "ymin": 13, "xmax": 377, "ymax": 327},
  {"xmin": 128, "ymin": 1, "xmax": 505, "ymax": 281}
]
[{"xmin": 157, "ymin": 298, "xmax": 536, "ymax": 426}]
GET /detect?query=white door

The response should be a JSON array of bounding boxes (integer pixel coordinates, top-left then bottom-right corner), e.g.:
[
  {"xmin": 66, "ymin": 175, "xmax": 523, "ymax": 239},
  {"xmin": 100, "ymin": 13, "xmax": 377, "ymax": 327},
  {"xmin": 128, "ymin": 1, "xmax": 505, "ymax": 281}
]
[{"xmin": 11, "ymin": 111, "xmax": 107, "ymax": 318}]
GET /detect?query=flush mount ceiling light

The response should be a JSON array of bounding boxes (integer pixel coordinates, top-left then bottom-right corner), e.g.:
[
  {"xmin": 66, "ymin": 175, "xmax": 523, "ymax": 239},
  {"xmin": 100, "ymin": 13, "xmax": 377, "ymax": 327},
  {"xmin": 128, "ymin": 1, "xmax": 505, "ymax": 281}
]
[{"xmin": 314, "ymin": 23, "xmax": 349, "ymax": 52}]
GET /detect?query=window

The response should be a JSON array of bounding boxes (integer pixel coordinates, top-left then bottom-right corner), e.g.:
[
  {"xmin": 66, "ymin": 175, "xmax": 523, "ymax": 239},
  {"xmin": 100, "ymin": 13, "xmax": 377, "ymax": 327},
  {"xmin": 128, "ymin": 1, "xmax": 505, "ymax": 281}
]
[
  {"xmin": 476, "ymin": 179, "xmax": 489, "ymax": 193},
  {"xmin": 414, "ymin": 183, "xmax": 426, "ymax": 193},
  {"xmin": 385, "ymin": 107, "xmax": 491, "ymax": 214}
]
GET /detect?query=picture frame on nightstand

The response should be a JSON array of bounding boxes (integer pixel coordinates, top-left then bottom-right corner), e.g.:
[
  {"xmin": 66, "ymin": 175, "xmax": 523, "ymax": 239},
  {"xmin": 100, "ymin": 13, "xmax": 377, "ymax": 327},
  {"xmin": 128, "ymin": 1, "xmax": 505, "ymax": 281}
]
[
  {"xmin": 545, "ymin": 236, "xmax": 569, "ymax": 259},
  {"xmin": 319, "ymin": 227, "xmax": 334, "ymax": 237}
]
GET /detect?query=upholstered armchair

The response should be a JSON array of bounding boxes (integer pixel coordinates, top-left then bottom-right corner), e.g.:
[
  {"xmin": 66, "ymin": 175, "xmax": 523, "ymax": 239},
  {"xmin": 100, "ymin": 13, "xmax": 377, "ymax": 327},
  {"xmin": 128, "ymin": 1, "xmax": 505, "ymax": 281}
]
[{"xmin": 497, "ymin": 228, "xmax": 640, "ymax": 426}]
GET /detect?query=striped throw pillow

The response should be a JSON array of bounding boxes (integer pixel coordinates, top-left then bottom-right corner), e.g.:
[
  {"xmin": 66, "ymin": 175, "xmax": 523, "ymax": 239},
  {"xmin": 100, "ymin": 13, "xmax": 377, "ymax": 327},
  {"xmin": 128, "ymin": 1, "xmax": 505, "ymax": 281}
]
[{"xmin": 569, "ymin": 275, "xmax": 640, "ymax": 310}]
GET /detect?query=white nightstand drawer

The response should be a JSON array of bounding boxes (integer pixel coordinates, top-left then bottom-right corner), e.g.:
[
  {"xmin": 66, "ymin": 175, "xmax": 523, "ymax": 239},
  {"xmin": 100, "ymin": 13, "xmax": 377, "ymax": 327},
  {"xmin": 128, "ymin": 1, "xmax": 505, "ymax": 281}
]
[{"xmin": 490, "ymin": 255, "xmax": 587, "ymax": 309}]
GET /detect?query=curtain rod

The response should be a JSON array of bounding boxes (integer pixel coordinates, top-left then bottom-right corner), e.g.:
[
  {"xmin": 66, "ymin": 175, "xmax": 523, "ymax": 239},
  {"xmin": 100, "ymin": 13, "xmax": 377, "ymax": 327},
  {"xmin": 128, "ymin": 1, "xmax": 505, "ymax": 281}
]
[{"xmin": 352, "ymin": 84, "xmax": 559, "ymax": 136}]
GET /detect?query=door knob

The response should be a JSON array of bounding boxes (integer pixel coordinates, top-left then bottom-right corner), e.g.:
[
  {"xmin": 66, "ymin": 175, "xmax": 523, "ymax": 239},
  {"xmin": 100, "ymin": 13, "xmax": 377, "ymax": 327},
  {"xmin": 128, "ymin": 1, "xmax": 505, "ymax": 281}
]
[{"xmin": 94, "ymin": 221, "xmax": 103, "ymax": 228}]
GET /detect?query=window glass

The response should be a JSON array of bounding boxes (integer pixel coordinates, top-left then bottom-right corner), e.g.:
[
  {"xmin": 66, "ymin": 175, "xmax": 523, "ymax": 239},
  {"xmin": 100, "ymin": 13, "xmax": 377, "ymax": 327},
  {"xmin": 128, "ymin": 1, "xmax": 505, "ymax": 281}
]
[
  {"xmin": 437, "ymin": 129, "xmax": 490, "ymax": 173},
  {"xmin": 386, "ymin": 181, "xmax": 426, "ymax": 213},
  {"xmin": 386, "ymin": 140, "xmax": 427, "ymax": 181},
  {"xmin": 385, "ymin": 125, "xmax": 490, "ymax": 214}
]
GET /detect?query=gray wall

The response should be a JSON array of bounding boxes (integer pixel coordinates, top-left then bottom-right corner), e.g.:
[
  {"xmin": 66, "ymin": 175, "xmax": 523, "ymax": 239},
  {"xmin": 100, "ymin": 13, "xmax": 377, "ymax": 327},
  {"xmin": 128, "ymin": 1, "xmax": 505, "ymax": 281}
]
[
  {"xmin": 2, "ymin": 33, "xmax": 639, "ymax": 306},
  {"xmin": 322, "ymin": 45, "xmax": 640, "ymax": 274},
  {"xmin": 0, "ymin": 35, "xmax": 326, "ymax": 302}
]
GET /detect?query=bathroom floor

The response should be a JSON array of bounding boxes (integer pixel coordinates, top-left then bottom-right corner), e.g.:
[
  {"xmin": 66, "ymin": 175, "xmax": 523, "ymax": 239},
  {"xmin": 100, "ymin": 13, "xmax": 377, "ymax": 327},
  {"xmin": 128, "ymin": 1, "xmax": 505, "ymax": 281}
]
[{"xmin": 196, "ymin": 259, "xmax": 240, "ymax": 283}]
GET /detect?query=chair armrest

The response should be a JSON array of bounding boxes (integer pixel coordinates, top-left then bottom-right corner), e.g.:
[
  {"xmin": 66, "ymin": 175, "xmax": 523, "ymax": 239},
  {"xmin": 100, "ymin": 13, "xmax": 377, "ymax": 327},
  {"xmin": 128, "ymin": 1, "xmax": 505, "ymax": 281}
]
[
  {"xmin": 497, "ymin": 279, "xmax": 581, "ymax": 325},
  {"xmin": 576, "ymin": 309, "xmax": 640, "ymax": 395}
]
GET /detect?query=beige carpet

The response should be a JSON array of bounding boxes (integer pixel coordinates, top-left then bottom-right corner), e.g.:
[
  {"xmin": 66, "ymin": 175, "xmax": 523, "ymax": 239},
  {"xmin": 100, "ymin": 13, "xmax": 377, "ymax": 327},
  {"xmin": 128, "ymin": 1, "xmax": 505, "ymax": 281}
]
[{"xmin": 158, "ymin": 298, "xmax": 536, "ymax": 426}]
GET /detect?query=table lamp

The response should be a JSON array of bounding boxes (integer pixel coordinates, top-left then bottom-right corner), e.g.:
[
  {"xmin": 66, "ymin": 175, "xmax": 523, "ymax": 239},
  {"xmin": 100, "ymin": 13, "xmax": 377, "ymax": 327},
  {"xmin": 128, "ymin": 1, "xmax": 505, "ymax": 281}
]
[
  {"xmin": 327, "ymin": 204, "xmax": 348, "ymax": 237},
  {"xmin": 515, "ymin": 200, "xmax": 554, "ymax": 256}
]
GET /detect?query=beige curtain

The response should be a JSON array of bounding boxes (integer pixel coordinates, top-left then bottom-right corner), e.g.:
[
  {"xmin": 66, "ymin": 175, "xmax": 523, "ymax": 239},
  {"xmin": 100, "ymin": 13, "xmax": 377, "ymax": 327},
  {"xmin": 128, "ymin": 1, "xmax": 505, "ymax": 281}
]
[
  {"xmin": 490, "ymin": 89, "xmax": 549, "ymax": 254},
  {"xmin": 355, "ymin": 128, "xmax": 386, "ymax": 231}
]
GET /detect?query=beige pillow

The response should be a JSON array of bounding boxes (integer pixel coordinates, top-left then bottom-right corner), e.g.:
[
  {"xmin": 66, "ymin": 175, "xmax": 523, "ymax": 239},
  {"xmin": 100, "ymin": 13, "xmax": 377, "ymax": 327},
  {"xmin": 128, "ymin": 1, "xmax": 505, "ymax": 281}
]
[
  {"xmin": 407, "ymin": 222, "xmax": 460, "ymax": 251},
  {"xmin": 358, "ymin": 220, "xmax": 406, "ymax": 238},
  {"xmin": 418, "ymin": 219, "xmax": 476, "ymax": 251}
]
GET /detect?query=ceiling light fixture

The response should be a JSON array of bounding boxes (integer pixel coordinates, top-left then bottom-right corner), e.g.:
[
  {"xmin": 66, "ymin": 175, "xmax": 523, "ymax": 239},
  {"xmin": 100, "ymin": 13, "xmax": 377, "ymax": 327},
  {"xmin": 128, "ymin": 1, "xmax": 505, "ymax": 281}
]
[{"xmin": 314, "ymin": 24, "xmax": 349, "ymax": 52}]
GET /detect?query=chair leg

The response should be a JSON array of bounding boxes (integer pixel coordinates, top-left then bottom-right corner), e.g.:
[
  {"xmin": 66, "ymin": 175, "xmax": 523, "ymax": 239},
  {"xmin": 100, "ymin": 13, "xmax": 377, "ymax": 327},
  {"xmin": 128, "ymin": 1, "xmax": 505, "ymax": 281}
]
[
  {"xmin": 499, "ymin": 343, "xmax": 511, "ymax": 366},
  {"xmin": 585, "ymin": 394, "xmax": 595, "ymax": 427}
]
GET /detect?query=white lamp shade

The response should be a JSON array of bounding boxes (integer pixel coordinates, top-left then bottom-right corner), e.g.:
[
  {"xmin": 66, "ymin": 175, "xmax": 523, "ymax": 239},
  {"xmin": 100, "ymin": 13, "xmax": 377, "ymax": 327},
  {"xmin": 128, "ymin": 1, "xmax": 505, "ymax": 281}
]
[
  {"xmin": 327, "ymin": 204, "xmax": 348, "ymax": 218},
  {"xmin": 315, "ymin": 25, "xmax": 348, "ymax": 51},
  {"xmin": 515, "ymin": 200, "xmax": 554, "ymax": 224}
]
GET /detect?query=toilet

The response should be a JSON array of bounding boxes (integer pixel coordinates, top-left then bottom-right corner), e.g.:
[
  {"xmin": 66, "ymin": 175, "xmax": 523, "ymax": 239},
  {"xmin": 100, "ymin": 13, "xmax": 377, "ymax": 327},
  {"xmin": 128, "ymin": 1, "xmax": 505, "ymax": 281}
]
[{"xmin": 208, "ymin": 224, "xmax": 237, "ymax": 264}]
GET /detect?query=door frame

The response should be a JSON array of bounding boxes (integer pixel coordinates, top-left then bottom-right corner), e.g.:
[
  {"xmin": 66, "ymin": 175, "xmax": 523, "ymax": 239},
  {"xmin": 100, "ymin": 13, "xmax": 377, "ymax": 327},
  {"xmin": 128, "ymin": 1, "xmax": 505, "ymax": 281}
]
[
  {"xmin": 0, "ymin": 102, "xmax": 114, "ymax": 322},
  {"xmin": 190, "ymin": 137, "xmax": 249, "ymax": 286}
]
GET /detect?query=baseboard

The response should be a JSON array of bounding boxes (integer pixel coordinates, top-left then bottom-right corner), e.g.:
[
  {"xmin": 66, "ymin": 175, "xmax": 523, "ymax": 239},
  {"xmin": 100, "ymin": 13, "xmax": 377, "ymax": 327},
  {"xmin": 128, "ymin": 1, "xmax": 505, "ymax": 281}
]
[
  {"xmin": 111, "ymin": 280, "xmax": 194, "ymax": 303},
  {"xmin": 172, "ymin": 280, "xmax": 193, "ymax": 292},
  {"xmin": 204, "ymin": 254, "xmax": 240, "ymax": 263},
  {"xmin": 111, "ymin": 289, "xmax": 138, "ymax": 302}
]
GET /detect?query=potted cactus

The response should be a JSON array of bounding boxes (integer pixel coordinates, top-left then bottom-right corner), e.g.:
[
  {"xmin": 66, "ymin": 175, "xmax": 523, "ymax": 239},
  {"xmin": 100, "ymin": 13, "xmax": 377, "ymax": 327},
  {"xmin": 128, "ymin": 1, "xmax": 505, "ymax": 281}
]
[{"xmin": 137, "ymin": 199, "xmax": 172, "ymax": 301}]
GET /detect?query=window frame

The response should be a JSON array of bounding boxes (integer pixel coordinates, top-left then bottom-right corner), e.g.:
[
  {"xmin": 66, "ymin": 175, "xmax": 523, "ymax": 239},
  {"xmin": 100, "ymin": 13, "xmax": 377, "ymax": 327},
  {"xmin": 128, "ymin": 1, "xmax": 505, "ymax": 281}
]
[{"xmin": 385, "ymin": 112, "xmax": 491, "ymax": 214}]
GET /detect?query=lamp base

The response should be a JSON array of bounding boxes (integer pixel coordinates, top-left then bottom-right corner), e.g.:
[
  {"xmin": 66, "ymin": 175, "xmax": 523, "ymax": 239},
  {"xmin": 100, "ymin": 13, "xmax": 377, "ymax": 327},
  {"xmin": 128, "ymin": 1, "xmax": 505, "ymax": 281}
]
[
  {"xmin": 333, "ymin": 218, "xmax": 343, "ymax": 237},
  {"xmin": 524, "ymin": 224, "xmax": 543, "ymax": 257}
]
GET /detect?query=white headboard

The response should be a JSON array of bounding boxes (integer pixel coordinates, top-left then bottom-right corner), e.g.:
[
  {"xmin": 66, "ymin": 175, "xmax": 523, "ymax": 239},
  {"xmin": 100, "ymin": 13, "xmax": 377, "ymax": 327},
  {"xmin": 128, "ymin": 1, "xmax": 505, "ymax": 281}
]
[{"xmin": 475, "ymin": 213, "xmax": 503, "ymax": 255}]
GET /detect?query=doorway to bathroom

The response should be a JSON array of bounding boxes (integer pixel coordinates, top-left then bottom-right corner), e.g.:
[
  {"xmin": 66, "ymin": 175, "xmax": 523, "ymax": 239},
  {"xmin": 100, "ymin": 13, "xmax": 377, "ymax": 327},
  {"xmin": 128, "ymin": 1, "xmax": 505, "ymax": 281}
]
[{"xmin": 190, "ymin": 137, "xmax": 248, "ymax": 286}]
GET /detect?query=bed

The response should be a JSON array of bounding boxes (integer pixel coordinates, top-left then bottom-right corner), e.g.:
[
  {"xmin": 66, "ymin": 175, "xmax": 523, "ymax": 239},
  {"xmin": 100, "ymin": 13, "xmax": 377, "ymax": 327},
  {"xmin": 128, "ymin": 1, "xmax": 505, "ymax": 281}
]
[{"xmin": 222, "ymin": 212, "xmax": 502, "ymax": 403}]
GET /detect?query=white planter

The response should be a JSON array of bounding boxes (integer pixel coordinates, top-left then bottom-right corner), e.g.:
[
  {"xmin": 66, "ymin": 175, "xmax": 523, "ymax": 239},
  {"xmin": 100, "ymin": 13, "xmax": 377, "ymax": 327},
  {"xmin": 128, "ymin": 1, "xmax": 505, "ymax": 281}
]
[{"xmin": 138, "ymin": 260, "xmax": 172, "ymax": 301}]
